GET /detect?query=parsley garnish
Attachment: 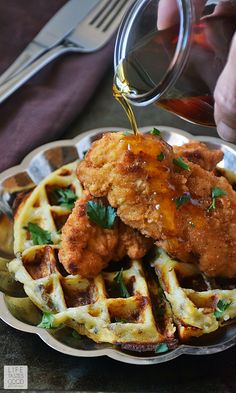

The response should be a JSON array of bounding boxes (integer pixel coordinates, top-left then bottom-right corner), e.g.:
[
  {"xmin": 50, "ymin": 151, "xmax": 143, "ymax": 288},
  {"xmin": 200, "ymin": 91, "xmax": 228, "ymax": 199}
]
[
  {"xmin": 37, "ymin": 312, "xmax": 55, "ymax": 329},
  {"xmin": 54, "ymin": 188, "xmax": 77, "ymax": 210},
  {"xmin": 208, "ymin": 187, "xmax": 227, "ymax": 211},
  {"xmin": 26, "ymin": 222, "xmax": 52, "ymax": 245},
  {"xmin": 157, "ymin": 152, "xmax": 165, "ymax": 161},
  {"xmin": 214, "ymin": 299, "xmax": 231, "ymax": 319},
  {"xmin": 175, "ymin": 193, "xmax": 191, "ymax": 208},
  {"xmin": 72, "ymin": 330, "xmax": 82, "ymax": 339},
  {"xmin": 114, "ymin": 268, "xmax": 130, "ymax": 298},
  {"xmin": 150, "ymin": 127, "xmax": 161, "ymax": 136},
  {"xmin": 173, "ymin": 156, "xmax": 190, "ymax": 171},
  {"xmin": 86, "ymin": 201, "xmax": 116, "ymax": 229},
  {"xmin": 155, "ymin": 343, "xmax": 169, "ymax": 353}
]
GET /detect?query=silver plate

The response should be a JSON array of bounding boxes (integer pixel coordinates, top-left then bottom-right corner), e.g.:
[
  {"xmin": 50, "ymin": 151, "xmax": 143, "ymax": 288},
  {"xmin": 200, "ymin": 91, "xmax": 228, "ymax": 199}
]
[{"xmin": 0, "ymin": 126, "xmax": 236, "ymax": 365}]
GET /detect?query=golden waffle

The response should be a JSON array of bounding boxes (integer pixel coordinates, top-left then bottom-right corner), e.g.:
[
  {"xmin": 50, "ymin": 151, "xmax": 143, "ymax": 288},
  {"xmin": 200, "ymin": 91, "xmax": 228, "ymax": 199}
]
[
  {"xmin": 8, "ymin": 245, "xmax": 177, "ymax": 351},
  {"xmin": 14, "ymin": 162, "xmax": 83, "ymax": 254},
  {"xmin": 152, "ymin": 249, "xmax": 236, "ymax": 341},
  {"xmin": 10, "ymin": 160, "xmax": 236, "ymax": 350}
]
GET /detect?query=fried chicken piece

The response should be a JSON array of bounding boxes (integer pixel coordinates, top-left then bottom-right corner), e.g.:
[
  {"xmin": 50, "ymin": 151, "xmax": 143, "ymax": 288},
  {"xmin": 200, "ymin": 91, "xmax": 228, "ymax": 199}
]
[
  {"xmin": 77, "ymin": 132, "xmax": 236, "ymax": 278},
  {"xmin": 59, "ymin": 193, "xmax": 152, "ymax": 278},
  {"xmin": 174, "ymin": 141, "xmax": 223, "ymax": 171}
]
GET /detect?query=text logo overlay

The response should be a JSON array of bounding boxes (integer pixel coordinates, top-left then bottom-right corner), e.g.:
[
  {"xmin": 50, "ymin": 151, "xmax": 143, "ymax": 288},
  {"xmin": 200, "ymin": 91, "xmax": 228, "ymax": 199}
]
[{"xmin": 4, "ymin": 365, "xmax": 28, "ymax": 389}]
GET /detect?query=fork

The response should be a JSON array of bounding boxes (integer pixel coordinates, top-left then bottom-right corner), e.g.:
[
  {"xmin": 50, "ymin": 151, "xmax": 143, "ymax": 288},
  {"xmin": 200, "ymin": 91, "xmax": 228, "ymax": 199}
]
[{"xmin": 0, "ymin": 0, "xmax": 135, "ymax": 104}]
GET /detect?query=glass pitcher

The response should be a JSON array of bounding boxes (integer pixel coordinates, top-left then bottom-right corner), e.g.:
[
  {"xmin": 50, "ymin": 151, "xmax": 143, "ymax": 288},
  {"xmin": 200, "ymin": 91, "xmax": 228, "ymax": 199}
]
[{"xmin": 114, "ymin": 0, "xmax": 236, "ymax": 126}]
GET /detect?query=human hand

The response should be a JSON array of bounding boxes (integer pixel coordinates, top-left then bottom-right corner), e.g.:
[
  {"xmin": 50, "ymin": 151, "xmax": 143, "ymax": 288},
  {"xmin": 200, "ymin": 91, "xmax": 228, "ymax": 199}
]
[{"xmin": 214, "ymin": 32, "xmax": 236, "ymax": 143}]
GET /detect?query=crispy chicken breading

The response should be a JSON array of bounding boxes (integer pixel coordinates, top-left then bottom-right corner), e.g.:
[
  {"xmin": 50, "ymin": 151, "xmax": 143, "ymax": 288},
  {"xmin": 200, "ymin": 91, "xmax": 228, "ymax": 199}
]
[
  {"xmin": 59, "ymin": 193, "xmax": 153, "ymax": 278},
  {"xmin": 77, "ymin": 132, "xmax": 236, "ymax": 278},
  {"xmin": 173, "ymin": 141, "xmax": 223, "ymax": 171}
]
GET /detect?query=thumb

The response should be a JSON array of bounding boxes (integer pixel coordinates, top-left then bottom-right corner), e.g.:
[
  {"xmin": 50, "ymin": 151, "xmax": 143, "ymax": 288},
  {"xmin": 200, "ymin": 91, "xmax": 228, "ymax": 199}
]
[{"xmin": 214, "ymin": 33, "xmax": 236, "ymax": 143}]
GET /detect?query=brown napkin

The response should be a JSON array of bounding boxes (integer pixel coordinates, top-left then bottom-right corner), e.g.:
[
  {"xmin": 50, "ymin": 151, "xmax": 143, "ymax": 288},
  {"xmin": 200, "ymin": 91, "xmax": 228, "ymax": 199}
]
[{"xmin": 0, "ymin": 0, "xmax": 115, "ymax": 173}]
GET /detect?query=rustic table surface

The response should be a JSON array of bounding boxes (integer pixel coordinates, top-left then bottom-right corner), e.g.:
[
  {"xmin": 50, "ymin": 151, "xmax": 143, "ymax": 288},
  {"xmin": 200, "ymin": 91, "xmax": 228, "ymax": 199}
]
[{"xmin": 1, "ymin": 69, "xmax": 235, "ymax": 393}]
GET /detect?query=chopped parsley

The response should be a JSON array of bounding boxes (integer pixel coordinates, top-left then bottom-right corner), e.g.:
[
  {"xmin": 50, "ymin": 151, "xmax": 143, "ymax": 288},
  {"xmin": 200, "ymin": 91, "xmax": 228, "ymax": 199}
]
[
  {"xmin": 214, "ymin": 299, "xmax": 231, "ymax": 319},
  {"xmin": 175, "ymin": 193, "xmax": 191, "ymax": 208},
  {"xmin": 150, "ymin": 127, "xmax": 161, "ymax": 136},
  {"xmin": 72, "ymin": 330, "xmax": 82, "ymax": 339},
  {"xmin": 37, "ymin": 312, "xmax": 55, "ymax": 329},
  {"xmin": 114, "ymin": 268, "xmax": 130, "ymax": 298},
  {"xmin": 26, "ymin": 222, "xmax": 52, "ymax": 245},
  {"xmin": 157, "ymin": 152, "xmax": 165, "ymax": 161},
  {"xmin": 173, "ymin": 156, "xmax": 190, "ymax": 171},
  {"xmin": 208, "ymin": 187, "xmax": 227, "ymax": 211},
  {"xmin": 155, "ymin": 343, "xmax": 169, "ymax": 354},
  {"xmin": 54, "ymin": 188, "xmax": 77, "ymax": 210},
  {"xmin": 86, "ymin": 201, "xmax": 116, "ymax": 229}
]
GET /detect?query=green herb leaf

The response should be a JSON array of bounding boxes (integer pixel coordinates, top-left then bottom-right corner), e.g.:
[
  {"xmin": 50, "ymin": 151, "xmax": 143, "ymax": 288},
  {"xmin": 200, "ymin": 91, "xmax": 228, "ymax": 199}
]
[
  {"xmin": 157, "ymin": 152, "xmax": 165, "ymax": 161},
  {"xmin": 208, "ymin": 187, "xmax": 227, "ymax": 211},
  {"xmin": 155, "ymin": 343, "xmax": 169, "ymax": 354},
  {"xmin": 214, "ymin": 299, "xmax": 231, "ymax": 319},
  {"xmin": 72, "ymin": 330, "xmax": 82, "ymax": 340},
  {"xmin": 37, "ymin": 312, "xmax": 55, "ymax": 329},
  {"xmin": 26, "ymin": 222, "xmax": 52, "ymax": 245},
  {"xmin": 86, "ymin": 201, "xmax": 116, "ymax": 229},
  {"xmin": 175, "ymin": 193, "xmax": 191, "ymax": 208},
  {"xmin": 54, "ymin": 188, "xmax": 77, "ymax": 210},
  {"xmin": 150, "ymin": 127, "xmax": 161, "ymax": 136},
  {"xmin": 212, "ymin": 187, "xmax": 227, "ymax": 199},
  {"xmin": 114, "ymin": 268, "xmax": 130, "ymax": 298},
  {"xmin": 173, "ymin": 156, "xmax": 190, "ymax": 171}
]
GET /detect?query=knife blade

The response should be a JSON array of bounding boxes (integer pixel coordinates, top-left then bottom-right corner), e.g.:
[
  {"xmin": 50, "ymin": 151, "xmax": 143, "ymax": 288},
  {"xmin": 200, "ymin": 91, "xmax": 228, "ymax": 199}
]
[{"xmin": 0, "ymin": 0, "xmax": 100, "ymax": 85}]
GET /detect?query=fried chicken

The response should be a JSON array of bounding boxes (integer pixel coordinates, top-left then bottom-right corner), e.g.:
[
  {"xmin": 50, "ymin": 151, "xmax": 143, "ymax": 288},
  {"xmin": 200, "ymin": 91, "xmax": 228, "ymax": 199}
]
[
  {"xmin": 77, "ymin": 132, "xmax": 236, "ymax": 278},
  {"xmin": 173, "ymin": 141, "xmax": 223, "ymax": 171},
  {"xmin": 59, "ymin": 193, "xmax": 153, "ymax": 278}
]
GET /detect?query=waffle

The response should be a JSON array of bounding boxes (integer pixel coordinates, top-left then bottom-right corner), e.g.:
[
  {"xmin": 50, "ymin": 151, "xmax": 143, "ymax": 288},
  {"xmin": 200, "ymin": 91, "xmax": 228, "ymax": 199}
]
[
  {"xmin": 9, "ymin": 160, "xmax": 236, "ymax": 350},
  {"xmin": 152, "ymin": 249, "xmax": 236, "ymax": 341},
  {"xmin": 8, "ymin": 245, "xmax": 177, "ymax": 351},
  {"xmin": 14, "ymin": 161, "xmax": 83, "ymax": 254}
]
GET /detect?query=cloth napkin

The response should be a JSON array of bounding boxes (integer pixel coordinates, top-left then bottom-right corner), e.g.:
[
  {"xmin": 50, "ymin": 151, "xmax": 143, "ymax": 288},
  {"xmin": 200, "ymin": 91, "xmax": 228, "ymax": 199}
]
[{"xmin": 0, "ymin": 0, "xmax": 115, "ymax": 173}]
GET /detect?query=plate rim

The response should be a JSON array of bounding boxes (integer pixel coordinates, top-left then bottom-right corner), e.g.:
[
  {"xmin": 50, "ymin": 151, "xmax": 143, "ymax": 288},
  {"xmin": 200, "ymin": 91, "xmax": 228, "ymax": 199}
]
[{"xmin": 1, "ymin": 125, "xmax": 236, "ymax": 365}]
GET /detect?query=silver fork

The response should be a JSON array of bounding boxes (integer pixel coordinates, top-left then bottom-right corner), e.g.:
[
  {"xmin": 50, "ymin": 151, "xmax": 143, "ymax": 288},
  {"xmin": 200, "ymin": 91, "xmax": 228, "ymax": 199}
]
[{"xmin": 0, "ymin": 0, "xmax": 135, "ymax": 104}]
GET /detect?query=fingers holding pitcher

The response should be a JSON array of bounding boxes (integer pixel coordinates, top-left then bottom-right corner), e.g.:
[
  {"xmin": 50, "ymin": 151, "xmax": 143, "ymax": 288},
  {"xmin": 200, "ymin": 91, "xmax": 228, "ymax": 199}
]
[{"xmin": 214, "ymin": 33, "xmax": 236, "ymax": 143}]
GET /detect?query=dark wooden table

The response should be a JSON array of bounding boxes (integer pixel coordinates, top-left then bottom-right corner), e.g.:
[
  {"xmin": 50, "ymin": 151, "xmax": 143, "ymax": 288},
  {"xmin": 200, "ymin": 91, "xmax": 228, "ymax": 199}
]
[{"xmin": 1, "ymin": 69, "xmax": 235, "ymax": 393}]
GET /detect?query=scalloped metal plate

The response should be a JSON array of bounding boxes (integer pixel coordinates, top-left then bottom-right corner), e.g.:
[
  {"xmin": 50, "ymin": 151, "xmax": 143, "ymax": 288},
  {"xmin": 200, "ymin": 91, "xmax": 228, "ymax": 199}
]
[{"xmin": 0, "ymin": 126, "xmax": 236, "ymax": 365}]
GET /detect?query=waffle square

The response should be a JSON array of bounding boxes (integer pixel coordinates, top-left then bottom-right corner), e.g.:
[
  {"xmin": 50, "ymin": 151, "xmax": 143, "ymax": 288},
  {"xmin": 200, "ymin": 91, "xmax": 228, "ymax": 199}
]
[
  {"xmin": 14, "ymin": 162, "xmax": 83, "ymax": 253},
  {"xmin": 152, "ymin": 249, "xmax": 236, "ymax": 340},
  {"xmin": 8, "ymin": 245, "xmax": 177, "ymax": 350}
]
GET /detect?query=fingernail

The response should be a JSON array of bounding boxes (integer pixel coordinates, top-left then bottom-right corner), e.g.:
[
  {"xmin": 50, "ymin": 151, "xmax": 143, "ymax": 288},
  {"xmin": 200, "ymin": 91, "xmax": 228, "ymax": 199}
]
[{"xmin": 217, "ymin": 121, "xmax": 236, "ymax": 143}]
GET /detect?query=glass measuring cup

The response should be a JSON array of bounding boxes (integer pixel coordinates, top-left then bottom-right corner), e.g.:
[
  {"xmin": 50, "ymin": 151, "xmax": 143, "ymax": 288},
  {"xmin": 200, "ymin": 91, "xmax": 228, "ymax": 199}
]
[{"xmin": 114, "ymin": 0, "xmax": 236, "ymax": 126}]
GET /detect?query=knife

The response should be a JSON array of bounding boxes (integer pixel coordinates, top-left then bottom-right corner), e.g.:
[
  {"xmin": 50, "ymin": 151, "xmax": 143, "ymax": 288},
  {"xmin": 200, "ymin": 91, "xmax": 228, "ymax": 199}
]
[{"xmin": 0, "ymin": 0, "xmax": 100, "ymax": 85}]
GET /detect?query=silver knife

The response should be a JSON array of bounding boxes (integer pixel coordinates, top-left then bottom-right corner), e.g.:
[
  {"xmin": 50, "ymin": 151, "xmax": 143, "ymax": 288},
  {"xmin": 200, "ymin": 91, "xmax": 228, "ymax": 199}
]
[{"xmin": 0, "ymin": 0, "xmax": 100, "ymax": 85}]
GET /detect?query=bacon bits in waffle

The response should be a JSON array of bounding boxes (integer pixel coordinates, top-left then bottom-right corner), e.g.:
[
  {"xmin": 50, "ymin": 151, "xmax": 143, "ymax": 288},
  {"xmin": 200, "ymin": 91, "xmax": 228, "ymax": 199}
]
[
  {"xmin": 14, "ymin": 162, "xmax": 83, "ymax": 254},
  {"xmin": 8, "ymin": 245, "xmax": 176, "ymax": 351},
  {"xmin": 152, "ymin": 249, "xmax": 236, "ymax": 341}
]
